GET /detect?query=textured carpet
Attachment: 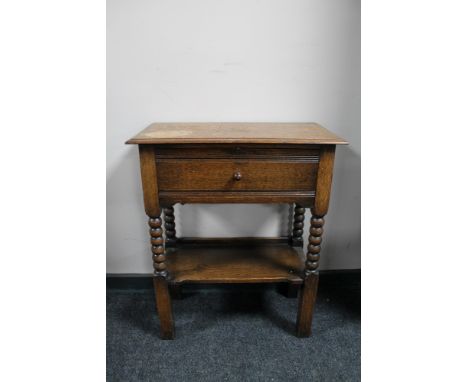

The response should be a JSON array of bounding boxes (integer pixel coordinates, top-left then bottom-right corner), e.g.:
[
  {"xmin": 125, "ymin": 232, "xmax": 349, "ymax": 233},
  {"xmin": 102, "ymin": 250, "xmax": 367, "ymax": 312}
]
[{"xmin": 107, "ymin": 276, "xmax": 360, "ymax": 381}]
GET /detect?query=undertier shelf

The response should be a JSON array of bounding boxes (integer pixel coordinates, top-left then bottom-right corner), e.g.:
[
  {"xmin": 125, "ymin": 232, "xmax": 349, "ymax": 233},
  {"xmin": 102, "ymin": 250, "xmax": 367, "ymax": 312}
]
[{"xmin": 166, "ymin": 238, "xmax": 305, "ymax": 284}]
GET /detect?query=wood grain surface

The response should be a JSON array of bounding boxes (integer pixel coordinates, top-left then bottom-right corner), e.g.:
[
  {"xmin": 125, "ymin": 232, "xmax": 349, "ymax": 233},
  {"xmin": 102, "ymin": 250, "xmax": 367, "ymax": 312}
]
[
  {"xmin": 167, "ymin": 241, "xmax": 305, "ymax": 284},
  {"xmin": 154, "ymin": 144, "xmax": 320, "ymax": 159},
  {"xmin": 153, "ymin": 276, "xmax": 175, "ymax": 339},
  {"xmin": 314, "ymin": 145, "xmax": 336, "ymax": 216},
  {"xmin": 157, "ymin": 159, "xmax": 318, "ymax": 191},
  {"xmin": 296, "ymin": 273, "xmax": 319, "ymax": 337},
  {"xmin": 158, "ymin": 191, "xmax": 315, "ymax": 206},
  {"xmin": 127, "ymin": 123, "xmax": 348, "ymax": 145},
  {"xmin": 138, "ymin": 145, "xmax": 160, "ymax": 216}
]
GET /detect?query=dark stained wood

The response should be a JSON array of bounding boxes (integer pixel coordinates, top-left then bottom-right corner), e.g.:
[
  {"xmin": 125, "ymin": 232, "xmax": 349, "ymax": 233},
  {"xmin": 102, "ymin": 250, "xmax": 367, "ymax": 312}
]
[
  {"xmin": 163, "ymin": 206, "xmax": 177, "ymax": 247},
  {"xmin": 128, "ymin": 123, "xmax": 346, "ymax": 339},
  {"xmin": 157, "ymin": 159, "xmax": 318, "ymax": 191},
  {"xmin": 154, "ymin": 144, "xmax": 320, "ymax": 159},
  {"xmin": 305, "ymin": 215, "xmax": 325, "ymax": 275},
  {"xmin": 314, "ymin": 145, "xmax": 336, "ymax": 216},
  {"xmin": 296, "ymin": 273, "xmax": 319, "ymax": 337},
  {"xmin": 138, "ymin": 145, "xmax": 160, "ymax": 217},
  {"xmin": 153, "ymin": 276, "xmax": 175, "ymax": 339},
  {"xmin": 295, "ymin": 211, "xmax": 326, "ymax": 336},
  {"xmin": 149, "ymin": 216, "xmax": 167, "ymax": 277},
  {"xmin": 291, "ymin": 204, "xmax": 305, "ymax": 247},
  {"xmin": 126, "ymin": 123, "xmax": 348, "ymax": 145},
  {"xmin": 166, "ymin": 241, "xmax": 305, "ymax": 284},
  {"xmin": 139, "ymin": 147, "xmax": 174, "ymax": 338},
  {"xmin": 159, "ymin": 191, "xmax": 315, "ymax": 206}
]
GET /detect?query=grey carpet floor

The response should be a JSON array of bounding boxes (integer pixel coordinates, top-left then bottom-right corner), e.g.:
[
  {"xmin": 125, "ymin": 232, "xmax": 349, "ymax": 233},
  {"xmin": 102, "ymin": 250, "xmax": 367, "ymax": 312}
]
[{"xmin": 107, "ymin": 279, "xmax": 360, "ymax": 381}]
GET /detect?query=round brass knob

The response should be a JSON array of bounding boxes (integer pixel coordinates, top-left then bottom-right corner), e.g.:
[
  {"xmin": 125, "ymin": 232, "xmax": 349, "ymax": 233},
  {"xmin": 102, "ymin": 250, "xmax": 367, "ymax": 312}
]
[{"xmin": 233, "ymin": 171, "xmax": 242, "ymax": 181}]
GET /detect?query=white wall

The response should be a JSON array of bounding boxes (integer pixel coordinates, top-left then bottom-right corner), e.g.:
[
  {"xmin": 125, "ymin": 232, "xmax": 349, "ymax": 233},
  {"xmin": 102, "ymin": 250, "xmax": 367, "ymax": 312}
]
[{"xmin": 107, "ymin": 0, "xmax": 360, "ymax": 273}]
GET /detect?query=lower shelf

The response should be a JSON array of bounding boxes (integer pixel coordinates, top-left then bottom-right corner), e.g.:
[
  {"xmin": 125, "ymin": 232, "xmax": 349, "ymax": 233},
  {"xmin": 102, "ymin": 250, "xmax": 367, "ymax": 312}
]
[{"xmin": 166, "ymin": 238, "xmax": 305, "ymax": 285}]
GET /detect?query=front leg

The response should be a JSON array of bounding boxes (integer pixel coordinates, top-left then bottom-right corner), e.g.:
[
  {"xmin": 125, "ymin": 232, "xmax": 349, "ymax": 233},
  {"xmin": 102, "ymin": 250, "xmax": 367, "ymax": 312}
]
[
  {"xmin": 296, "ymin": 145, "xmax": 336, "ymax": 337},
  {"xmin": 149, "ymin": 216, "xmax": 175, "ymax": 339},
  {"xmin": 296, "ymin": 213, "xmax": 324, "ymax": 337}
]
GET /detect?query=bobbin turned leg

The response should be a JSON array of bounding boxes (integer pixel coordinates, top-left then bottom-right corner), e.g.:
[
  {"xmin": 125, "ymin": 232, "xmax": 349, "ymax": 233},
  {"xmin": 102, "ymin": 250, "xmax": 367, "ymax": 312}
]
[
  {"xmin": 163, "ymin": 206, "xmax": 177, "ymax": 247},
  {"xmin": 296, "ymin": 214, "xmax": 324, "ymax": 337},
  {"xmin": 163, "ymin": 206, "xmax": 182, "ymax": 299},
  {"xmin": 138, "ymin": 145, "xmax": 175, "ymax": 339},
  {"xmin": 291, "ymin": 204, "xmax": 305, "ymax": 247},
  {"xmin": 296, "ymin": 145, "xmax": 336, "ymax": 337},
  {"xmin": 279, "ymin": 204, "xmax": 306, "ymax": 298},
  {"xmin": 149, "ymin": 216, "xmax": 175, "ymax": 339}
]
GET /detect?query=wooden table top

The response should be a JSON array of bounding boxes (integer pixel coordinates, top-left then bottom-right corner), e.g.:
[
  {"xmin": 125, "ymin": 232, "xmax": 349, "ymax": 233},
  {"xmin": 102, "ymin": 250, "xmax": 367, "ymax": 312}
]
[{"xmin": 126, "ymin": 123, "xmax": 348, "ymax": 145}]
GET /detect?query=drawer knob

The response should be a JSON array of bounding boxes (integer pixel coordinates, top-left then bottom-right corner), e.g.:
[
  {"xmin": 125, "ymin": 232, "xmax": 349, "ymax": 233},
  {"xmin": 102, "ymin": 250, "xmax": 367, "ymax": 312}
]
[{"xmin": 233, "ymin": 171, "xmax": 242, "ymax": 181}]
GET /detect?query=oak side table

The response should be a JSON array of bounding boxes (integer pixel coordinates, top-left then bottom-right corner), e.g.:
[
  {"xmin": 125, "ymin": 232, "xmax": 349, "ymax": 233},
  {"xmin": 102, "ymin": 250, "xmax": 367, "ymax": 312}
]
[{"xmin": 126, "ymin": 123, "xmax": 347, "ymax": 339}]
